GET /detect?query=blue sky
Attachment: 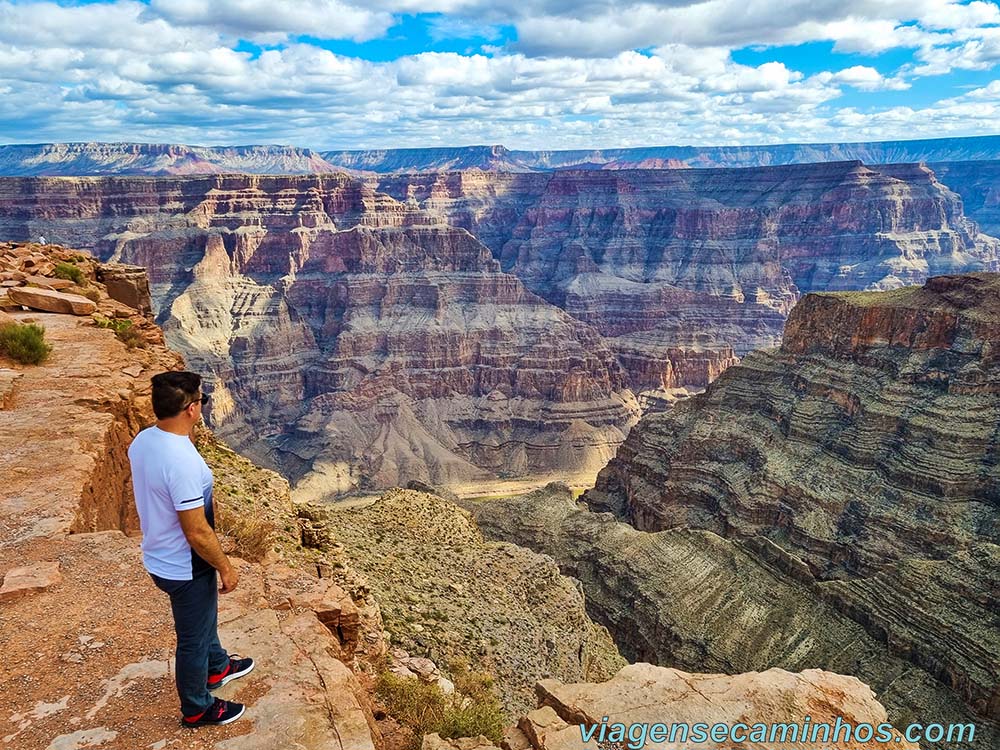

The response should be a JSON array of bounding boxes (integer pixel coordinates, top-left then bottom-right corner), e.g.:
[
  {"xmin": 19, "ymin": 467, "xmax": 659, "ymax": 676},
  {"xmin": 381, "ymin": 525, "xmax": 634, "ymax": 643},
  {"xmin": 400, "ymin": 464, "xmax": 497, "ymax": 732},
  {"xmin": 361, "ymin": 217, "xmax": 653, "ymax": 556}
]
[{"xmin": 2, "ymin": 0, "xmax": 1000, "ymax": 149}]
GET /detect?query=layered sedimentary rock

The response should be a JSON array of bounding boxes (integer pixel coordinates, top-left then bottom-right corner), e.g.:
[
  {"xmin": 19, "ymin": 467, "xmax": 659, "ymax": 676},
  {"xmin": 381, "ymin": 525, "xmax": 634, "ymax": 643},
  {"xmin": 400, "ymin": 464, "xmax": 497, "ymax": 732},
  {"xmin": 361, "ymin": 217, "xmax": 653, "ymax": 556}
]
[
  {"xmin": 469, "ymin": 486, "xmax": 999, "ymax": 743},
  {"xmin": 930, "ymin": 160, "xmax": 1000, "ymax": 237},
  {"xmin": 0, "ymin": 165, "xmax": 995, "ymax": 493},
  {"xmin": 329, "ymin": 135, "xmax": 1000, "ymax": 172},
  {"xmin": 589, "ymin": 273, "xmax": 1000, "ymax": 575},
  {"xmin": 517, "ymin": 275, "xmax": 1000, "ymax": 731},
  {"xmin": 376, "ymin": 162, "xmax": 999, "ymax": 360},
  {"xmin": 0, "ymin": 178, "xmax": 638, "ymax": 494},
  {"xmin": 0, "ymin": 142, "xmax": 341, "ymax": 176}
]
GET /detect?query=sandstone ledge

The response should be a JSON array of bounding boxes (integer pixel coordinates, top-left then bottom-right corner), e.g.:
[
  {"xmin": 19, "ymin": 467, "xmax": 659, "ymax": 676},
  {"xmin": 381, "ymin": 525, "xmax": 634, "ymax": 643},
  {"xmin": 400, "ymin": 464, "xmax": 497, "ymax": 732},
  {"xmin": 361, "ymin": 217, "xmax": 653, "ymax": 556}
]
[{"xmin": 0, "ymin": 247, "xmax": 382, "ymax": 750}]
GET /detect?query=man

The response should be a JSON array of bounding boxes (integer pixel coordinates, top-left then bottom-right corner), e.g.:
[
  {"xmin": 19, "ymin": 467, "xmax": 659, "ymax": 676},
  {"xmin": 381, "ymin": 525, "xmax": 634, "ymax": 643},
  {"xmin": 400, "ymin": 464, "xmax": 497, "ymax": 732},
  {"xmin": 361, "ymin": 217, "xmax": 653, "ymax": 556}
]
[{"xmin": 128, "ymin": 371, "xmax": 254, "ymax": 727}]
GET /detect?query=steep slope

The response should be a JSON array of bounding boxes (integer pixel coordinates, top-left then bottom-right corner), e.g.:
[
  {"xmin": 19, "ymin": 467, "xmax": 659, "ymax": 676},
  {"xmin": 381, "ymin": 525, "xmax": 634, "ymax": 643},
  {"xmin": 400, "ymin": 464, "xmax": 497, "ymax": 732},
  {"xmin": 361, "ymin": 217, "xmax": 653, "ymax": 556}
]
[
  {"xmin": 0, "ymin": 178, "xmax": 640, "ymax": 495},
  {"xmin": 532, "ymin": 273, "xmax": 1000, "ymax": 730},
  {"xmin": 8, "ymin": 135, "xmax": 1000, "ymax": 177},
  {"xmin": 469, "ymin": 487, "xmax": 996, "ymax": 744},
  {"xmin": 930, "ymin": 160, "xmax": 1000, "ymax": 237}
]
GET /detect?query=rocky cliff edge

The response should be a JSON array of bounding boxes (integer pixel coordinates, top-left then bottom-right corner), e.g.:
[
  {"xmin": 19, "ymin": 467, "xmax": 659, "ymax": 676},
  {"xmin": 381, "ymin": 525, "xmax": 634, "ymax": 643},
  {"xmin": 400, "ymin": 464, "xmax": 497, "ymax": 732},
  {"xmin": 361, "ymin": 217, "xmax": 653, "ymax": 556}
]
[{"xmin": 0, "ymin": 243, "xmax": 923, "ymax": 750}]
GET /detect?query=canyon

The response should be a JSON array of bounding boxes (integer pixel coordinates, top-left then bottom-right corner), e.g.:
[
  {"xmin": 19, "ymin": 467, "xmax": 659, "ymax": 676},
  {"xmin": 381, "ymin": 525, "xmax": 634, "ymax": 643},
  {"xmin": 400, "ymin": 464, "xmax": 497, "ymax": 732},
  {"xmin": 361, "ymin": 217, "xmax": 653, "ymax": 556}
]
[
  {"xmin": 469, "ymin": 273, "xmax": 1000, "ymax": 745},
  {"xmin": 0, "ymin": 244, "xmax": 922, "ymax": 750},
  {"xmin": 0, "ymin": 160, "xmax": 995, "ymax": 495}
]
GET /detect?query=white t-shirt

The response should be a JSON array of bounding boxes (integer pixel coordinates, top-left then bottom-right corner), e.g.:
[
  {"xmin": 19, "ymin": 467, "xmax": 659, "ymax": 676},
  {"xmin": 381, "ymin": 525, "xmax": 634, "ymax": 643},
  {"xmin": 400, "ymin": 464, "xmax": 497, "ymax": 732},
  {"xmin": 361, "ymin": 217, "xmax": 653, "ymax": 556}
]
[{"xmin": 128, "ymin": 425, "xmax": 215, "ymax": 580}]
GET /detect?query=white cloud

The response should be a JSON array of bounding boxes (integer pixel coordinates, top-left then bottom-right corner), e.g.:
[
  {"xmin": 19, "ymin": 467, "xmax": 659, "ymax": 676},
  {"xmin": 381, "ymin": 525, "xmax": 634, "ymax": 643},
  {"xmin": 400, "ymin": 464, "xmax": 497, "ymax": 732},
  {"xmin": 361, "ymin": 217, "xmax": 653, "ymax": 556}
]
[
  {"xmin": 0, "ymin": 0, "xmax": 999, "ymax": 149},
  {"xmin": 149, "ymin": 0, "xmax": 395, "ymax": 43}
]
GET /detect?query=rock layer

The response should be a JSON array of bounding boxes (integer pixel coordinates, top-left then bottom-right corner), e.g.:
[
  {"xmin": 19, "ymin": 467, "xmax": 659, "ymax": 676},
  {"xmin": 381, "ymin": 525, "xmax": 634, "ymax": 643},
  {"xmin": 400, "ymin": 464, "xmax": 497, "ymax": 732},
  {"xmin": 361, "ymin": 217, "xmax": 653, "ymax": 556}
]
[
  {"xmin": 0, "ymin": 164, "xmax": 996, "ymax": 493},
  {"xmin": 558, "ymin": 275, "xmax": 1000, "ymax": 727},
  {"xmin": 468, "ymin": 486, "xmax": 999, "ymax": 742}
]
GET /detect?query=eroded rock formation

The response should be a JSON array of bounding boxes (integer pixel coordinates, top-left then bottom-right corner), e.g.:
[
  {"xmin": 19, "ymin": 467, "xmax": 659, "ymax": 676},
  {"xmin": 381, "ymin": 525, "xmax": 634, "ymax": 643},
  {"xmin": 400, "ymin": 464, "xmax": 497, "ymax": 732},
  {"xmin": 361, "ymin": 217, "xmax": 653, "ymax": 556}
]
[
  {"xmin": 0, "ymin": 163, "xmax": 995, "ymax": 494},
  {"xmin": 469, "ymin": 485, "xmax": 999, "ymax": 744},
  {"xmin": 466, "ymin": 275, "xmax": 1000, "ymax": 735}
]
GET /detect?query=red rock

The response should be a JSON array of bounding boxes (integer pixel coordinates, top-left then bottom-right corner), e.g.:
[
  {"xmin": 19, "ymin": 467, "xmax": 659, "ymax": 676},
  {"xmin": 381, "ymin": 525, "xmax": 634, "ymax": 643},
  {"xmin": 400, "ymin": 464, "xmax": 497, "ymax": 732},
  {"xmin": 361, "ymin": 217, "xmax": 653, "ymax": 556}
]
[
  {"xmin": 0, "ymin": 561, "xmax": 62, "ymax": 602},
  {"xmin": 25, "ymin": 274, "xmax": 73, "ymax": 290},
  {"xmin": 0, "ymin": 368, "xmax": 22, "ymax": 409},
  {"xmin": 7, "ymin": 286, "xmax": 97, "ymax": 315}
]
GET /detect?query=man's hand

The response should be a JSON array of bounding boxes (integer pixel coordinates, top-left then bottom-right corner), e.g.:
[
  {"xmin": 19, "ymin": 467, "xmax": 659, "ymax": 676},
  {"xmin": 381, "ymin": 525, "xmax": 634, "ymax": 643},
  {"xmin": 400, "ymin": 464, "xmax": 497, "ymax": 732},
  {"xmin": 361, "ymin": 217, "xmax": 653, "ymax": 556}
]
[
  {"xmin": 219, "ymin": 564, "xmax": 239, "ymax": 595},
  {"xmin": 178, "ymin": 506, "xmax": 236, "ymax": 589}
]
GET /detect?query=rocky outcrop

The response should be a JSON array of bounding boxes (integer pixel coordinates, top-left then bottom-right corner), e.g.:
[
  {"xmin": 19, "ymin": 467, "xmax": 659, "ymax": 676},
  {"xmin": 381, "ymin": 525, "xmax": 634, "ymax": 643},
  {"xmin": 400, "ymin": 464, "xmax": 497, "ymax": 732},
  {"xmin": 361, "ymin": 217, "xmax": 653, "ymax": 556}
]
[
  {"xmin": 96, "ymin": 262, "xmax": 152, "ymax": 313},
  {"xmin": 468, "ymin": 486, "xmax": 999, "ymax": 743},
  {"xmin": 0, "ymin": 247, "xmax": 385, "ymax": 750},
  {"xmin": 536, "ymin": 275, "xmax": 1000, "ymax": 729},
  {"xmin": 0, "ymin": 163, "xmax": 995, "ymax": 494},
  {"xmin": 7, "ymin": 286, "xmax": 96, "ymax": 315},
  {"xmin": 375, "ymin": 162, "xmax": 999, "ymax": 360},
  {"xmin": 526, "ymin": 664, "xmax": 918, "ymax": 750},
  {"xmin": 589, "ymin": 273, "xmax": 1000, "ymax": 575},
  {"xmin": 317, "ymin": 488, "xmax": 626, "ymax": 716}
]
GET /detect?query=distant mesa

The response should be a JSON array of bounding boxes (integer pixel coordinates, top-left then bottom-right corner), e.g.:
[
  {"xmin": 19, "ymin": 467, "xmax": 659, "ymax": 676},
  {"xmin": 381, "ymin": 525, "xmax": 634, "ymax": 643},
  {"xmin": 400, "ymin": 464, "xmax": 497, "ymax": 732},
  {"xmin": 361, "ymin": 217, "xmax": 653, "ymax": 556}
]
[{"xmin": 6, "ymin": 134, "xmax": 1000, "ymax": 177}]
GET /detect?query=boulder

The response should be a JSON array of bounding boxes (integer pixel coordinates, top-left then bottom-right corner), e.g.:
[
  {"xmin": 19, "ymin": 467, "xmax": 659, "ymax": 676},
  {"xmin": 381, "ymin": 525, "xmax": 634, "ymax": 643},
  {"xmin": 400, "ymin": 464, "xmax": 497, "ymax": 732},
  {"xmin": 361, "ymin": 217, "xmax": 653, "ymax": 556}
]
[
  {"xmin": 25, "ymin": 274, "xmax": 73, "ymax": 290},
  {"xmin": 7, "ymin": 286, "xmax": 97, "ymax": 315},
  {"xmin": 0, "ymin": 561, "xmax": 62, "ymax": 602},
  {"xmin": 96, "ymin": 263, "xmax": 152, "ymax": 314}
]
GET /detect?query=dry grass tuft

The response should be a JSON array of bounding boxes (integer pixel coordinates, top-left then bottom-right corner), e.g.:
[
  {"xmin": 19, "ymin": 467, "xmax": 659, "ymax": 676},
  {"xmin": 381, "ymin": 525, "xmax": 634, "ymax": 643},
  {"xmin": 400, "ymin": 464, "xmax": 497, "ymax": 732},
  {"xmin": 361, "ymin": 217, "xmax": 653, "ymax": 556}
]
[{"xmin": 216, "ymin": 503, "xmax": 278, "ymax": 562}]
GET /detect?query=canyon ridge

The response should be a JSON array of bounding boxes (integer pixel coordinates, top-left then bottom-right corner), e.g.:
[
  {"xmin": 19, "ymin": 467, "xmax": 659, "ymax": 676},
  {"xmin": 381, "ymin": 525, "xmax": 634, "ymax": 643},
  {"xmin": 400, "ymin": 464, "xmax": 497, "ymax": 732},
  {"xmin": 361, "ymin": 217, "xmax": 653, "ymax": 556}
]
[{"xmin": 1, "ymin": 158, "xmax": 996, "ymax": 495}]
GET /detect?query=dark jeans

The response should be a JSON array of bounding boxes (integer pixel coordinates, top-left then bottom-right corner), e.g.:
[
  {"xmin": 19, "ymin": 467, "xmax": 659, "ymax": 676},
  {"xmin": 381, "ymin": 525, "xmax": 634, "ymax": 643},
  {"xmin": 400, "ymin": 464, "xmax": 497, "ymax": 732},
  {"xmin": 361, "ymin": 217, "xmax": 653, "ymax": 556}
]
[{"xmin": 151, "ymin": 568, "xmax": 229, "ymax": 717}]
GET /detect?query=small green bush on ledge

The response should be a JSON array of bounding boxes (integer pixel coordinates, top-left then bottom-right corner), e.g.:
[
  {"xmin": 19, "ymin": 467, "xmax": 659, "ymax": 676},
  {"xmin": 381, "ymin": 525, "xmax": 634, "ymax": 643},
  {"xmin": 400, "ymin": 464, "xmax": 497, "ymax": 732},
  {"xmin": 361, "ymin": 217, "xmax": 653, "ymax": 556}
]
[
  {"xmin": 0, "ymin": 322, "xmax": 52, "ymax": 364},
  {"xmin": 53, "ymin": 261, "xmax": 84, "ymax": 285},
  {"xmin": 376, "ymin": 659, "xmax": 506, "ymax": 748},
  {"xmin": 93, "ymin": 315, "xmax": 146, "ymax": 349}
]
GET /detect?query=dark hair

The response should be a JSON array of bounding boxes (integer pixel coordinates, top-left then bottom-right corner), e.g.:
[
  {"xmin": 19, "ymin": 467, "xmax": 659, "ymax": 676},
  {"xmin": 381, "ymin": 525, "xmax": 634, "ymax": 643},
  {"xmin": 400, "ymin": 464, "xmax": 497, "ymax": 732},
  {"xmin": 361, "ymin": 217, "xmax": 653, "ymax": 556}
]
[{"xmin": 151, "ymin": 371, "xmax": 202, "ymax": 419}]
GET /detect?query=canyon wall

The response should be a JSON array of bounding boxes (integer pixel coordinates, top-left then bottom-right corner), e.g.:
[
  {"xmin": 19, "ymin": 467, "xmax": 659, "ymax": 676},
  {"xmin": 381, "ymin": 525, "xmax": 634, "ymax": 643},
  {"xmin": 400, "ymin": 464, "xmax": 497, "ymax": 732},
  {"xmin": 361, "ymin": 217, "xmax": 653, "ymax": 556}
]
[
  {"xmin": 0, "ymin": 165, "xmax": 995, "ymax": 495},
  {"xmin": 0, "ymin": 142, "xmax": 342, "ymax": 176},
  {"xmin": 375, "ymin": 162, "xmax": 998, "ymax": 357},
  {"xmin": 515, "ymin": 274, "xmax": 1000, "ymax": 734},
  {"xmin": 0, "ymin": 176, "xmax": 639, "ymax": 496},
  {"xmin": 470, "ymin": 486, "xmax": 998, "ymax": 745},
  {"xmin": 8, "ymin": 136, "xmax": 1000, "ymax": 176},
  {"xmin": 324, "ymin": 135, "xmax": 1000, "ymax": 172}
]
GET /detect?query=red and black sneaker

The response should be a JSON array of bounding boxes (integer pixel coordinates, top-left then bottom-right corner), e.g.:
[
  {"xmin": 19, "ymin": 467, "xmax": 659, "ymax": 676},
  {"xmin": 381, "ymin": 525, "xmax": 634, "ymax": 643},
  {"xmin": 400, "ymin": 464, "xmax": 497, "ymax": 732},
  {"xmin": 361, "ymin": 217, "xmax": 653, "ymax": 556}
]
[
  {"xmin": 208, "ymin": 655, "xmax": 255, "ymax": 690},
  {"xmin": 181, "ymin": 698, "xmax": 245, "ymax": 728}
]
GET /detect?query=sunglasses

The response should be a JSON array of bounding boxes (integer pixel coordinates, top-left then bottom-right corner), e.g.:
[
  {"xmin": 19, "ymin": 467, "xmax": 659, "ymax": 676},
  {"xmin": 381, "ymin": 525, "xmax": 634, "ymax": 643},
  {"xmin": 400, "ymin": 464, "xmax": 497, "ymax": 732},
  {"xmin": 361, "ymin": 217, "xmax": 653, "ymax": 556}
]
[{"xmin": 185, "ymin": 394, "xmax": 210, "ymax": 409}]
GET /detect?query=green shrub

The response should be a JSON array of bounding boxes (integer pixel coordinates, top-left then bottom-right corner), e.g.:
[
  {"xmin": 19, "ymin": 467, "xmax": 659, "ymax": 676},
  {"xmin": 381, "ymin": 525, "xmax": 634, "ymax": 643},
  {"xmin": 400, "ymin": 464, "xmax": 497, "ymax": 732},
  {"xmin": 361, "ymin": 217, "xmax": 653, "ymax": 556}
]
[
  {"xmin": 53, "ymin": 262, "xmax": 84, "ymax": 285},
  {"xmin": 93, "ymin": 315, "xmax": 146, "ymax": 349},
  {"xmin": 0, "ymin": 322, "xmax": 52, "ymax": 364},
  {"xmin": 376, "ymin": 661, "xmax": 505, "ymax": 748}
]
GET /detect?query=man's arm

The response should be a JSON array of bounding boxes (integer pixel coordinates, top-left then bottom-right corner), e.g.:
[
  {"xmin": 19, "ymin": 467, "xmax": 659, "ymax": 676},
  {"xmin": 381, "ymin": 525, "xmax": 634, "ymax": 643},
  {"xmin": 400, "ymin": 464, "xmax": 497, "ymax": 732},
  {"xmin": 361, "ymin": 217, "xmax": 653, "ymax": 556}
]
[{"xmin": 178, "ymin": 507, "xmax": 239, "ymax": 594}]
